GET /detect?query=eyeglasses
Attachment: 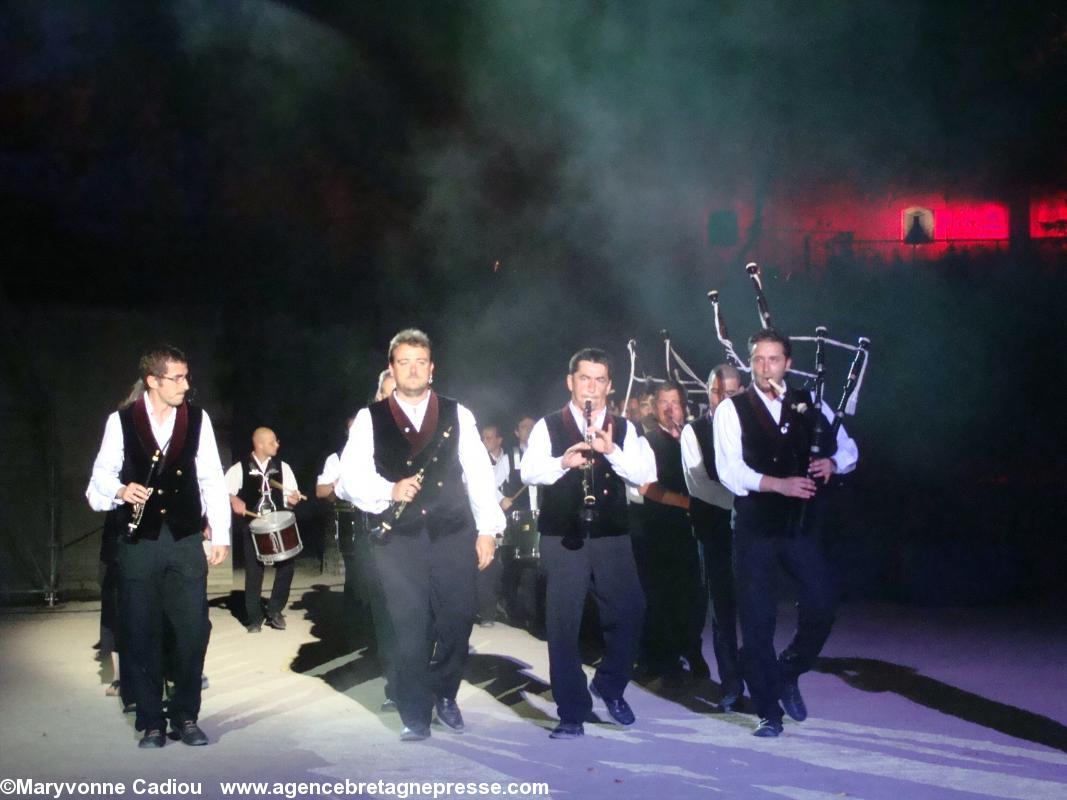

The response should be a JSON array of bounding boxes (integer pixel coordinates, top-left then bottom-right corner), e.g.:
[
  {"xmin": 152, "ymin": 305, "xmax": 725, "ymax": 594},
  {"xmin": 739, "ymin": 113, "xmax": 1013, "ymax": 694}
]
[{"xmin": 157, "ymin": 374, "xmax": 190, "ymax": 385}]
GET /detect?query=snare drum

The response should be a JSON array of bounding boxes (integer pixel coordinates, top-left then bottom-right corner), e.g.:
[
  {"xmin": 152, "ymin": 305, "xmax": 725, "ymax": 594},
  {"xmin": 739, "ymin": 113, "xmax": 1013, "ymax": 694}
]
[
  {"xmin": 502, "ymin": 509, "xmax": 540, "ymax": 560},
  {"xmin": 249, "ymin": 510, "xmax": 303, "ymax": 564}
]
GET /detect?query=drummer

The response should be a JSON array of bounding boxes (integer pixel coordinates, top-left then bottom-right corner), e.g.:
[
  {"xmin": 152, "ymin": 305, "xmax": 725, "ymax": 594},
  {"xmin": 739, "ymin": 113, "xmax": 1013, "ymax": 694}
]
[{"xmin": 226, "ymin": 427, "xmax": 303, "ymax": 633}]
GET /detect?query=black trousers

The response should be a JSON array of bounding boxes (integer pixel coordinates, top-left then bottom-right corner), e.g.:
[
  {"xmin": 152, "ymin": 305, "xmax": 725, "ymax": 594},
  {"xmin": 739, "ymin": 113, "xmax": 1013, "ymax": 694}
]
[
  {"xmin": 117, "ymin": 524, "xmax": 210, "ymax": 731},
  {"xmin": 349, "ymin": 525, "xmax": 397, "ymax": 701},
  {"xmin": 633, "ymin": 506, "xmax": 704, "ymax": 675},
  {"xmin": 540, "ymin": 534, "xmax": 645, "ymax": 725},
  {"xmin": 371, "ymin": 525, "xmax": 477, "ymax": 730},
  {"xmin": 475, "ymin": 554, "xmax": 503, "ymax": 621},
  {"xmin": 692, "ymin": 505, "xmax": 742, "ymax": 695},
  {"xmin": 243, "ymin": 525, "xmax": 296, "ymax": 624},
  {"xmin": 733, "ymin": 523, "xmax": 836, "ymax": 723}
]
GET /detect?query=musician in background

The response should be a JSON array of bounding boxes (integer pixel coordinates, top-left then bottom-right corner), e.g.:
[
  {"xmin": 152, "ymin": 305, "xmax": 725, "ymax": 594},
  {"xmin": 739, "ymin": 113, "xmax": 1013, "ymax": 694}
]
[
  {"xmin": 681, "ymin": 363, "xmax": 744, "ymax": 710},
  {"xmin": 226, "ymin": 427, "xmax": 302, "ymax": 633},
  {"xmin": 475, "ymin": 422, "xmax": 508, "ymax": 626},
  {"xmin": 521, "ymin": 348, "xmax": 654, "ymax": 739},
  {"xmin": 86, "ymin": 345, "xmax": 230, "ymax": 748},
  {"xmin": 337, "ymin": 328, "xmax": 504, "ymax": 741},
  {"xmin": 635, "ymin": 382, "xmax": 707, "ymax": 683},
  {"xmin": 714, "ymin": 329, "xmax": 857, "ymax": 737}
]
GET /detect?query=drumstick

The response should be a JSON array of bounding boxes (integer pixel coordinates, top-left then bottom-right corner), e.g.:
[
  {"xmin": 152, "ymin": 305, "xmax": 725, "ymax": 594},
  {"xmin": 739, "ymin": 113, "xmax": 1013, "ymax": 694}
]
[
  {"xmin": 243, "ymin": 510, "xmax": 263, "ymax": 519},
  {"xmin": 507, "ymin": 484, "xmax": 529, "ymax": 503},
  {"xmin": 268, "ymin": 478, "xmax": 308, "ymax": 501}
]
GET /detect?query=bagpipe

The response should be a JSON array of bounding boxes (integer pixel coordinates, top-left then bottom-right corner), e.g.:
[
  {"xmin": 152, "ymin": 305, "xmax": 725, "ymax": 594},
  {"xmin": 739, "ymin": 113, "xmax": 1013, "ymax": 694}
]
[{"xmin": 623, "ymin": 261, "xmax": 871, "ymax": 428}]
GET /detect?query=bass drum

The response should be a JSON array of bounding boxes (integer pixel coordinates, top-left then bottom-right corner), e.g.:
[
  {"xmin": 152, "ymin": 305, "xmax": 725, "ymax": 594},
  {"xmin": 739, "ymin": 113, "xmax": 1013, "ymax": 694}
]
[
  {"xmin": 249, "ymin": 510, "xmax": 303, "ymax": 565},
  {"xmin": 502, "ymin": 509, "xmax": 540, "ymax": 561}
]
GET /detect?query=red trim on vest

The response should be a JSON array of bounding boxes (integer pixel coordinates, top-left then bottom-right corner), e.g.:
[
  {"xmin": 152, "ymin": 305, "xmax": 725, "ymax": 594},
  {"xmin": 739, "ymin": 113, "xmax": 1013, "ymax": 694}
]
[
  {"xmin": 131, "ymin": 398, "xmax": 158, "ymax": 457},
  {"xmin": 387, "ymin": 391, "xmax": 440, "ymax": 456},
  {"xmin": 164, "ymin": 403, "xmax": 189, "ymax": 468},
  {"xmin": 131, "ymin": 397, "xmax": 189, "ymax": 465}
]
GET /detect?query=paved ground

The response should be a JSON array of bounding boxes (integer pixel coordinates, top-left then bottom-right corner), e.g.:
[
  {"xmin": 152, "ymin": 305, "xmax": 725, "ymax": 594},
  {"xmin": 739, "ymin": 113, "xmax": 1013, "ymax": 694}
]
[{"xmin": 2, "ymin": 572, "xmax": 1065, "ymax": 800}]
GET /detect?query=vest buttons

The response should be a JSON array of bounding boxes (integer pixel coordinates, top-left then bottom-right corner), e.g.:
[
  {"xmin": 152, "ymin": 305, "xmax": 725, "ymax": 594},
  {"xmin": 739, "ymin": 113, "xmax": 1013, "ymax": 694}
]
[
  {"xmin": 421, "ymin": 509, "xmax": 427, "ymax": 515},
  {"xmin": 406, "ymin": 460, "xmax": 413, "ymax": 467},
  {"xmin": 176, "ymin": 470, "xmax": 183, "ymax": 476},
  {"xmin": 160, "ymin": 508, "xmax": 167, "ymax": 515},
  {"xmin": 157, "ymin": 489, "xmax": 165, "ymax": 495},
  {"xmin": 437, "ymin": 481, "xmax": 443, "ymax": 487}
]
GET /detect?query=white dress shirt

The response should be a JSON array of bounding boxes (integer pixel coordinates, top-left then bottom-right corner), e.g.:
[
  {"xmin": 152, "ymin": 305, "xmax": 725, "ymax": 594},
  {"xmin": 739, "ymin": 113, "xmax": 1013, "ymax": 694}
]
[
  {"xmin": 521, "ymin": 403, "xmax": 657, "ymax": 488},
  {"xmin": 510, "ymin": 446, "xmax": 538, "ymax": 511},
  {"xmin": 681, "ymin": 419, "xmax": 734, "ymax": 510},
  {"xmin": 713, "ymin": 389, "xmax": 858, "ymax": 497},
  {"xmin": 86, "ymin": 393, "xmax": 232, "ymax": 546},
  {"xmin": 224, "ymin": 456, "xmax": 299, "ymax": 508},
  {"xmin": 316, "ymin": 452, "xmax": 341, "ymax": 487},
  {"xmin": 487, "ymin": 448, "xmax": 511, "ymax": 502},
  {"xmin": 336, "ymin": 392, "xmax": 506, "ymax": 535}
]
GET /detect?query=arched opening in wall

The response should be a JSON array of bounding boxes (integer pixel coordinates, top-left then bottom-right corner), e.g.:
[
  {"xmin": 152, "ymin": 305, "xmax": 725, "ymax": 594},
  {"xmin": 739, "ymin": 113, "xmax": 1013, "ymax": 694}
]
[{"xmin": 902, "ymin": 207, "xmax": 935, "ymax": 244}]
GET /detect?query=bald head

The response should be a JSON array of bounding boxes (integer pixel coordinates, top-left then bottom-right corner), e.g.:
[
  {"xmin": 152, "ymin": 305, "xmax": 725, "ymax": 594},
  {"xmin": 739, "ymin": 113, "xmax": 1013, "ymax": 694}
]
[{"xmin": 252, "ymin": 427, "xmax": 280, "ymax": 459}]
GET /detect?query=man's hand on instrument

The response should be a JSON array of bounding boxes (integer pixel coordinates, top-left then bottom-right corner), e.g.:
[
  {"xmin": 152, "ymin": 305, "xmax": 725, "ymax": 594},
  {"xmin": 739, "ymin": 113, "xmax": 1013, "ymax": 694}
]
[
  {"xmin": 286, "ymin": 490, "xmax": 303, "ymax": 506},
  {"xmin": 230, "ymin": 496, "xmax": 247, "ymax": 517},
  {"xmin": 207, "ymin": 545, "xmax": 229, "ymax": 566},
  {"xmin": 475, "ymin": 534, "xmax": 496, "ymax": 571},
  {"xmin": 500, "ymin": 496, "xmax": 513, "ymax": 512},
  {"xmin": 561, "ymin": 442, "xmax": 592, "ymax": 469},
  {"xmin": 589, "ymin": 422, "xmax": 615, "ymax": 455},
  {"xmin": 808, "ymin": 457, "xmax": 835, "ymax": 484},
  {"xmin": 769, "ymin": 475, "xmax": 817, "ymax": 499},
  {"xmin": 392, "ymin": 475, "xmax": 423, "ymax": 503},
  {"xmin": 119, "ymin": 483, "xmax": 151, "ymax": 505}
]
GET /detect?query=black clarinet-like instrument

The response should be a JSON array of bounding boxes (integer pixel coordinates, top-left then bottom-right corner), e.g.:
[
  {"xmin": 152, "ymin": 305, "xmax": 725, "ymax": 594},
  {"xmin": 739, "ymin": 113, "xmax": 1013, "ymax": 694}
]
[
  {"xmin": 368, "ymin": 424, "xmax": 455, "ymax": 543},
  {"xmin": 808, "ymin": 326, "xmax": 829, "ymax": 463},
  {"xmin": 746, "ymin": 262, "xmax": 774, "ymax": 330},
  {"xmin": 125, "ymin": 449, "xmax": 162, "ymax": 540},
  {"xmin": 828, "ymin": 337, "xmax": 870, "ymax": 439},
  {"xmin": 565, "ymin": 400, "xmax": 599, "ymax": 551}
]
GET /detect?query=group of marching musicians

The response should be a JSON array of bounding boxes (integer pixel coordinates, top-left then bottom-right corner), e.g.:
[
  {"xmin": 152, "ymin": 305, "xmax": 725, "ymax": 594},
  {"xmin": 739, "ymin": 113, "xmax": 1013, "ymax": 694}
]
[{"xmin": 86, "ymin": 325, "xmax": 857, "ymax": 747}]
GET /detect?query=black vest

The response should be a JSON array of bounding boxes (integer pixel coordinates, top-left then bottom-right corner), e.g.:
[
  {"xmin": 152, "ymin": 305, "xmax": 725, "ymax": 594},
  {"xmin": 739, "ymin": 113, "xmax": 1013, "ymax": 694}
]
[
  {"xmin": 537, "ymin": 407, "xmax": 630, "ymax": 539},
  {"xmin": 369, "ymin": 392, "xmax": 474, "ymax": 536},
  {"xmin": 730, "ymin": 385, "xmax": 828, "ymax": 536},
  {"xmin": 235, "ymin": 456, "xmax": 286, "ymax": 511},
  {"xmin": 502, "ymin": 445, "xmax": 531, "ymax": 511},
  {"xmin": 641, "ymin": 426, "xmax": 691, "ymax": 532},
  {"xmin": 117, "ymin": 401, "xmax": 204, "ymax": 540},
  {"xmin": 688, "ymin": 414, "xmax": 731, "ymax": 531}
]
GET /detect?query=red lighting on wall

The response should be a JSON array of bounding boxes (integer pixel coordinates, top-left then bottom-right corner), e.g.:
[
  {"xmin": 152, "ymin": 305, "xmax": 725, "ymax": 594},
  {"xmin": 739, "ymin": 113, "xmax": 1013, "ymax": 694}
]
[
  {"xmin": 1031, "ymin": 195, "xmax": 1067, "ymax": 238},
  {"xmin": 938, "ymin": 202, "xmax": 1009, "ymax": 240}
]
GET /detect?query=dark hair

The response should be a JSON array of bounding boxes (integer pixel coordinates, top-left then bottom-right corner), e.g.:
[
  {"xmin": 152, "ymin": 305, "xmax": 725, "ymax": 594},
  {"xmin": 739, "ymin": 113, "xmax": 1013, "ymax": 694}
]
[
  {"xmin": 654, "ymin": 380, "xmax": 687, "ymax": 405},
  {"xmin": 138, "ymin": 345, "xmax": 187, "ymax": 382},
  {"xmin": 568, "ymin": 347, "xmax": 612, "ymax": 379},
  {"xmin": 388, "ymin": 328, "xmax": 432, "ymax": 362},
  {"xmin": 708, "ymin": 363, "xmax": 742, "ymax": 388},
  {"xmin": 748, "ymin": 328, "xmax": 792, "ymax": 359}
]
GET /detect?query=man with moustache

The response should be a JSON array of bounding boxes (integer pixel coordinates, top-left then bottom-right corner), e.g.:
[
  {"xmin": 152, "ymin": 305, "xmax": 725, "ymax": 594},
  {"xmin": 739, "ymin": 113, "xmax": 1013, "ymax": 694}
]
[
  {"xmin": 227, "ymin": 427, "xmax": 303, "ymax": 632},
  {"xmin": 86, "ymin": 345, "xmax": 230, "ymax": 748},
  {"xmin": 521, "ymin": 348, "xmax": 655, "ymax": 739},
  {"xmin": 714, "ymin": 330, "xmax": 858, "ymax": 737},
  {"xmin": 635, "ymin": 381, "xmax": 708, "ymax": 683},
  {"xmin": 681, "ymin": 363, "xmax": 744, "ymax": 709},
  {"xmin": 337, "ymin": 329, "xmax": 504, "ymax": 741}
]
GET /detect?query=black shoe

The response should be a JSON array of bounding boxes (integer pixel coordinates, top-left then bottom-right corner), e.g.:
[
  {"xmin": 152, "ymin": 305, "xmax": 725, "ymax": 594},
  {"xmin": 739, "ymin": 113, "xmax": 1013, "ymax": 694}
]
[
  {"xmin": 138, "ymin": 728, "xmax": 165, "ymax": 749},
  {"xmin": 400, "ymin": 725, "xmax": 431, "ymax": 742},
  {"xmin": 719, "ymin": 678, "xmax": 745, "ymax": 712},
  {"xmin": 380, "ymin": 698, "xmax": 398, "ymax": 712},
  {"xmin": 753, "ymin": 718, "xmax": 783, "ymax": 737},
  {"xmin": 246, "ymin": 622, "xmax": 262, "ymax": 633},
  {"xmin": 174, "ymin": 718, "xmax": 208, "ymax": 746},
  {"xmin": 266, "ymin": 611, "xmax": 287, "ymax": 630},
  {"xmin": 590, "ymin": 681, "xmax": 635, "ymax": 726},
  {"xmin": 549, "ymin": 722, "xmax": 584, "ymax": 739},
  {"xmin": 434, "ymin": 697, "xmax": 465, "ymax": 732},
  {"xmin": 780, "ymin": 680, "xmax": 807, "ymax": 722}
]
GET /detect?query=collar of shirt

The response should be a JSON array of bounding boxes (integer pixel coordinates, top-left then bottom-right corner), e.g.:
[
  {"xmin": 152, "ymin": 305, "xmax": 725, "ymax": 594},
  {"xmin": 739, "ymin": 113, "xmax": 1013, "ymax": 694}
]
[
  {"xmin": 395, "ymin": 391, "xmax": 430, "ymax": 431},
  {"xmin": 753, "ymin": 385, "xmax": 785, "ymax": 423},
  {"xmin": 251, "ymin": 454, "xmax": 272, "ymax": 474},
  {"xmin": 143, "ymin": 392, "xmax": 176, "ymax": 452},
  {"xmin": 568, "ymin": 402, "xmax": 606, "ymax": 435}
]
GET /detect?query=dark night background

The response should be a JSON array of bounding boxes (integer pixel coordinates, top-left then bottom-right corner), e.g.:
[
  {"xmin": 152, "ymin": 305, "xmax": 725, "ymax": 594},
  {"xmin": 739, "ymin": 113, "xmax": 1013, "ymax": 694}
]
[{"xmin": 1, "ymin": 1, "xmax": 1065, "ymax": 605}]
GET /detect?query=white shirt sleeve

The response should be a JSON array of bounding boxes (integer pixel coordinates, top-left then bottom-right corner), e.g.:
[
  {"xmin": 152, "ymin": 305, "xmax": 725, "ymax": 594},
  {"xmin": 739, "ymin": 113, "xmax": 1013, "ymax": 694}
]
[
  {"xmin": 196, "ymin": 411, "xmax": 232, "ymax": 546},
  {"xmin": 713, "ymin": 397, "xmax": 765, "ymax": 496},
  {"xmin": 605, "ymin": 419, "xmax": 657, "ymax": 486},
  {"xmin": 224, "ymin": 462, "xmax": 243, "ymax": 496},
  {"xmin": 316, "ymin": 453, "xmax": 341, "ymax": 487},
  {"xmin": 86, "ymin": 412, "xmax": 125, "ymax": 511},
  {"xmin": 457, "ymin": 404, "xmax": 507, "ymax": 535},
  {"xmin": 822, "ymin": 401, "xmax": 859, "ymax": 475},
  {"xmin": 519, "ymin": 418, "xmax": 568, "ymax": 486},
  {"xmin": 336, "ymin": 408, "xmax": 394, "ymax": 514},
  {"xmin": 681, "ymin": 422, "xmax": 734, "ymax": 510}
]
